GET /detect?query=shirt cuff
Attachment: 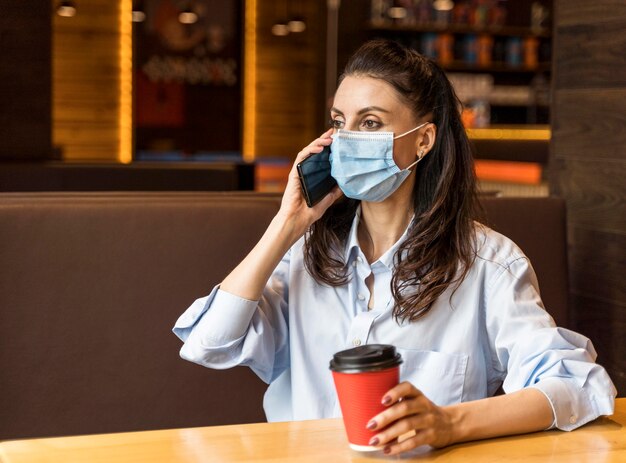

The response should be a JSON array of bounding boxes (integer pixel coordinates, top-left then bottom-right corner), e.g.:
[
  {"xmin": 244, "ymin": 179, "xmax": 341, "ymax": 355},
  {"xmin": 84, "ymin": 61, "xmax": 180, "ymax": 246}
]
[
  {"xmin": 529, "ymin": 377, "xmax": 597, "ymax": 431},
  {"xmin": 173, "ymin": 286, "xmax": 259, "ymax": 344}
]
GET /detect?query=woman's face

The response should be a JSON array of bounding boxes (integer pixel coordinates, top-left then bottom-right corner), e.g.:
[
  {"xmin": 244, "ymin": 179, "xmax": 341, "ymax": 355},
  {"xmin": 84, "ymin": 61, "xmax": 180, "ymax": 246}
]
[{"xmin": 331, "ymin": 75, "xmax": 423, "ymax": 170}]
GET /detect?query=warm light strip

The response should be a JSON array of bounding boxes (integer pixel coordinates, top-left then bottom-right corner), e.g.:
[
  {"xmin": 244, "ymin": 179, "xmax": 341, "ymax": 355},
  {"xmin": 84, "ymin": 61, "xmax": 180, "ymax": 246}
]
[
  {"xmin": 118, "ymin": 0, "xmax": 133, "ymax": 163},
  {"xmin": 475, "ymin": 159, "xmax": 543, "ymax": 184},
  {"xmin": 466, "ymin": 127, "xmax": 551, "ymax": 141},
  {"xmin": 243, "ymin": 0, "xmax": 257, "ymax": 162}
]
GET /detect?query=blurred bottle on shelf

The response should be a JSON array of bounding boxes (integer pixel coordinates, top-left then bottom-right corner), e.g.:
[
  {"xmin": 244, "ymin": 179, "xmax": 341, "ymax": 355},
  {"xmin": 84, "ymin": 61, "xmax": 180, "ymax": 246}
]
[
  {"xmin": 370, "ymin": 0, "xmax": 391, "ymax": 25},
  {"xmin": 433, "ymin": 0, "xmax": 453, "ymax": 25},
  {"xmin": 471, "ymin": 0, "xmax": 489, "ymax": 27},
  {"xmin": 523, "ymin": 36, "xmax": 539, "ymax": 68},
  {"xmin": 452, "ymin": 1, "xmax": 472, "ymax": 25},
  {"xmin": 505, "ymin": 37, "xmax": 522, "ymax": 67},
  {"xmin": 421, "ymin": 32, "xmax": 438, "ymax": 59},
  {"xmin": 530, "ymin": 73, "xmax": 550, "ymax": 107},
  {"xmin": 464, "ymin": 34, "xmax": 479, "ymax": 65},
  {"xmin": 489, "ymin": 0, "xmax": 507, "ymax": 26},
  {"xmin": 438, "ymin": 33, "xmax": 455, "ymax": 65},
  {"xmin": 477, "ymin": 34, "xmax": 494, "ymax": 66},
  {"xmin": 531, "ymin": 1, "xmax": 550, "ymax": 32},
  {"xmin": 414, "ymin": 0, "xmax": 433, "ymax": 24},
  {"xmin": 448, "ymin": 73, "xmax": 493, "ymax": 128}
]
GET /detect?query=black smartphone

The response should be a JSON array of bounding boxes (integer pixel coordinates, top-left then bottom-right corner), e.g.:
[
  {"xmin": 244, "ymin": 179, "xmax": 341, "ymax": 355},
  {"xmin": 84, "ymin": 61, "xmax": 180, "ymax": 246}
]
[{"xmin": 296, "ymin": 145, "xmax": 337, "ymax": 207}]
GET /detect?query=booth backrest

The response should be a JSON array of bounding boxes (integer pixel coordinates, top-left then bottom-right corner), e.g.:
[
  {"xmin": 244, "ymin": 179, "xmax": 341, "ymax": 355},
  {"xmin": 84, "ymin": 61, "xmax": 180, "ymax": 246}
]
[
  {"xmin": 480, "ymin": 196, "xmax": 569, "ymax": 327},
  {"xmin": 0, "ymin": 162, "xmax": 255, "ymax": 192},
  {"xmin": 0, "ymin": 193, "xmax": 567, "ymax": 440}
]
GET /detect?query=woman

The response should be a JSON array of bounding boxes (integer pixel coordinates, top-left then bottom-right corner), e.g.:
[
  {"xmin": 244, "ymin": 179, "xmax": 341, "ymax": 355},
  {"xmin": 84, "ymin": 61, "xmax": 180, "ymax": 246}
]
[{"xmin": 173, "ymin": 39, "xmax": 615, "ymax": 455}]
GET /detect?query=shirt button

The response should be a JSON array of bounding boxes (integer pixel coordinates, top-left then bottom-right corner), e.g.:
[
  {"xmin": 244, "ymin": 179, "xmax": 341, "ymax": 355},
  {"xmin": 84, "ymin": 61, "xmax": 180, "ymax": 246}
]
[
  {"xmin": 352, "ymin": 338, "xmax": 361, "ymax": 347},
  {"xmin": 357, "ymin": 293, "xmax": 366, "ymax": 301},
  {"xmin": 356, "ymin": 256, "xmax": 363, "ymax": 263},
  {"xmin": 569, "ymin": 415, "xmax": 577, "ymax": 424},
  {"xmin": 352, "ymin": 260, "xmax": 357, "ymax": 267}
]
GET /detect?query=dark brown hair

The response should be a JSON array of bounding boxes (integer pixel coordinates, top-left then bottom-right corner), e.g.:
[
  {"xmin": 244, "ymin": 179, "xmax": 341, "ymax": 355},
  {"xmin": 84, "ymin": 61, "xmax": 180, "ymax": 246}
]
[{"xmin": 303, "ymin": 39, "xmax": 481, "ymax": 323}]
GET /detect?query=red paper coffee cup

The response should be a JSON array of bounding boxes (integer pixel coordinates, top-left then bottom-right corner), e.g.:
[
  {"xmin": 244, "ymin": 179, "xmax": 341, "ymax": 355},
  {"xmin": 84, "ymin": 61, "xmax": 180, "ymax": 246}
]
[{"xmin": 330, "ymin": 344, "xmax": 402, "ymax": 451}]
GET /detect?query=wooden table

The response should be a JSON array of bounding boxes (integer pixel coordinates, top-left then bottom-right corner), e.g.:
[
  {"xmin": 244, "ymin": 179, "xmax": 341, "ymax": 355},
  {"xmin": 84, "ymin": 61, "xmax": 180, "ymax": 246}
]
[{"xmin": 1, "ymin": 398, "xmax": 624, "ymax": 462}]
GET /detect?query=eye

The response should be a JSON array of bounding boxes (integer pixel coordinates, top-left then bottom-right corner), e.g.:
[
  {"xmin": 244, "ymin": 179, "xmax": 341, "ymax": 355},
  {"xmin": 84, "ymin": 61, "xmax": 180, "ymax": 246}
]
[
  {"xmin": 330, "ymin": 118, "xmax": 344, "ymax": 129},
  {"xmin": 361, "ymin": 119, "xmax": 381, "ymax": 130}
]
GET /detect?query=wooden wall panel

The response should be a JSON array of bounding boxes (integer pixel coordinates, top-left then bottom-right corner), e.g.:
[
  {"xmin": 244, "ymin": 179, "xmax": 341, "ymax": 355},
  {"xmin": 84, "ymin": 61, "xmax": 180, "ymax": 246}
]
[
  {"xmin": 53, "ymin": 0, "xmax": 120, "ymax": 161},
  {"xmin": 551, "ymin": 0, "xmax": 626, "ymax": 394},
  {"xmin": 553, "ymin": 21, "xmax": 626, "ymax": 89},
  {"xmin": 568, "ymin": 227, "xmax": 626, "ymax": 306},
  {"xmin": 570, "ymin": 294, "xmax": 626, "ymax": 391},
  {"xmin": 552, "ymin": 89, "xmax": 626, "ymax": 161},
  {"xmin": 251, "ymin": 0, "xmax": 327, "ymax": 158},
  {"xmin": 551, "ymin": 158, "xmax": 626, "ymax": 233},
  {"xmin": 0, "ymin": 1, "xmax": 52, "ymax": 160},
  {"xmin": 556, "ymin": 1, "xmax": 626, "ymax": 26}
]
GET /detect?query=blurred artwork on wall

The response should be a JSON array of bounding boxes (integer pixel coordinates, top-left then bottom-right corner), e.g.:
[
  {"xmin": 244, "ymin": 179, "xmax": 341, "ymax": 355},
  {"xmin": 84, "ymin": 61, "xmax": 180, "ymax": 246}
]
[{"xmin": 133, "ymin": 0, "xmax": 242, "ymax": 158}]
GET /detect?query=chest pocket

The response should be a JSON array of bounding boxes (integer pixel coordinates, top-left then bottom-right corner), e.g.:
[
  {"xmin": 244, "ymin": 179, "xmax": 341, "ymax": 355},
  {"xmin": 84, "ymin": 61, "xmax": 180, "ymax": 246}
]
[{"xmin": 397, "ymin": 349, "xmax": 468, "ymax": 406}]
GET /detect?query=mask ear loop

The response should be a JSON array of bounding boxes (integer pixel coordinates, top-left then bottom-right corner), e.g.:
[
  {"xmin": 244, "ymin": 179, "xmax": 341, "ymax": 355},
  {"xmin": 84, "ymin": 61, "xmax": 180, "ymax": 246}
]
[
  {"xmin": 396, "ymin": 122, "xmax": 431, "ymax": 171},
  {"xmin": 403, "ymin": 149, "xmax": 426, "ymax": 172},
  {"xmin": 393, "ymin": 121, "xmax": 430, "ymax": 140},
  {"xmin": 404, "ymin": 156, "xmax": 421, "ymax": 171}
]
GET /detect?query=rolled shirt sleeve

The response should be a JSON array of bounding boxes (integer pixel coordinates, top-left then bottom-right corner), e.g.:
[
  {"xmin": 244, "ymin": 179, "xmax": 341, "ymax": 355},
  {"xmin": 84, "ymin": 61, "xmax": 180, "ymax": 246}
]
[
  {"xmin": 486, "ymin": 256, "xmax": 616, "ymax": 431},
  {"xmin": 172, "ymin": 251, "xmax": 292, "ymax": 384},
  {"xmin": 173, "ymin": 286, "xmax": 257, "ymax": 344}
]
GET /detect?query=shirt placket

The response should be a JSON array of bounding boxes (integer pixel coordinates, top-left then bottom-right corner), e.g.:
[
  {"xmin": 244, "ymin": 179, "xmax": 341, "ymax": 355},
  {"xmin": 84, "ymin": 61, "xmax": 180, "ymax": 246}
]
[{"xmin": 345, "ymin": 251, "xmax": 379, "ymax": 348}]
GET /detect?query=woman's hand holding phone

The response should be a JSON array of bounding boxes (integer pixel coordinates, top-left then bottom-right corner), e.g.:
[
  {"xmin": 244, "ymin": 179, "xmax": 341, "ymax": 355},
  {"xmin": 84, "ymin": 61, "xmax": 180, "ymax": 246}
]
[
  {"xmin": 219, "ymin": 131, "xmax": 342, "ymax": 302},
  {"xmin": 275, "ymin": 129, "xmax": 343, "ymax": 243}
]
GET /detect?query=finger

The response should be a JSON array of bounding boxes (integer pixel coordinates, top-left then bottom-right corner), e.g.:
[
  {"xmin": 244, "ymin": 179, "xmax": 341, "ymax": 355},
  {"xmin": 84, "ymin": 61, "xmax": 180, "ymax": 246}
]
[
  {"xmin": 371, "ymin": 395, "xmax": 434, "ymax": 433},
  {"xmin": 382, "ymin": 430, "xmax": 431, "ymax": 457},
  {"xmin": 306, "ymin": 130, "xmax": 333, "ymax": 149},
  {"xmin": 368, "ymin": 383, "xmax": 424, "ymax": 429},
  {"xmin": 293, "ymin": 138, "xmax": 330, "ymax": 170},
  {"xmin": 320, "ymin": 127, "xmax": 334, "ymax": 139},
  {"xmin": 382, "ymin": 381, "xmax": 423, "ymax": 406},
  {"xmin": 371, "ymin": 414, "xmax": 419, "ymax": 446},
  {"xmin": 371, "ymin": 410, "xmax": 435, "ymax": 447}
]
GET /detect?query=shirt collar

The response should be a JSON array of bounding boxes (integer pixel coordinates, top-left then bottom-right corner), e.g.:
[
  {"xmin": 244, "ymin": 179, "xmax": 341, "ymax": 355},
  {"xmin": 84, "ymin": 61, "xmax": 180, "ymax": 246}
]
[
  {"xmin": 343, "ymin": 205, "xmax": 414, "ymax": 270},
  {"xmin": 344, "ymin": 205, "xmax": 362, "ymax": 265}
]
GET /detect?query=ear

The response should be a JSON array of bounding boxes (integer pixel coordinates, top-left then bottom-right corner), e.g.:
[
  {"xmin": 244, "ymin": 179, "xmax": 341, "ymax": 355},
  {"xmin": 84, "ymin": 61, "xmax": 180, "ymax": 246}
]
[{"xmin": 416, "ymin": 123, "xmax": 436, "ymax": 159}]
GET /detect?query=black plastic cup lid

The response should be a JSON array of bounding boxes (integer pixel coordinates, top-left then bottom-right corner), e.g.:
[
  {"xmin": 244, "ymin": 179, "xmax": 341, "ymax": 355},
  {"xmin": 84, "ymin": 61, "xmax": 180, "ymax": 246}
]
[{"xmin": 329, "ymin": 344, "xmax": 402, "ymax": 373}]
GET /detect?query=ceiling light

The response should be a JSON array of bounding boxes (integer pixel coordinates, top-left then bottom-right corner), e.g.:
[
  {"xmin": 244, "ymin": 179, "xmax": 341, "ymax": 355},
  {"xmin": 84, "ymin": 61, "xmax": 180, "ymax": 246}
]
[
  {"xmin": 56, "ymin": 1, "xmax": 77, "ymax": 18},
  {"xmin": 387, "ymin": 7, "xmax": 407, "ymax": 19},
  {"xmin": 271, "ymin": 23, "xmax": 289, "ymax": 36},
  {"xmin": 287, "ymin": 18, "xmax": 306, "ymax": 33},
  {"xmin": 179, "ymin": 8, "xmax": 198, "ymax": 25},
  {"xmin": 132, "ymin": 10, "xmax": 146, "ymax": 22},
  {"xmin": 433, "ymin": 0, "xmax": 455, "ymax": 11},
  {"xmin": 132, "ymin": 1, "xmax": 146, "ymax": 23}
]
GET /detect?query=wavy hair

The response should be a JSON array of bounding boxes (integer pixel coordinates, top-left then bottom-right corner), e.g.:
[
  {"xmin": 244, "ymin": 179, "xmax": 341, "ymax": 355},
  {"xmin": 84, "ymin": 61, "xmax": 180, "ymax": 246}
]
[{"xmin": 303, "ymin": 39, "xmax": 480, "ymax": 323}]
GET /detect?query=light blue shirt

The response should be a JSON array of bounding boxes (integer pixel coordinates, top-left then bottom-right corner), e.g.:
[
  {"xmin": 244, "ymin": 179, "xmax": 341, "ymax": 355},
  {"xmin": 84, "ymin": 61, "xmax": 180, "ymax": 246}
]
[{"xmin": 173, "ymin": 210, "xmax": 616, "ymax": 430}]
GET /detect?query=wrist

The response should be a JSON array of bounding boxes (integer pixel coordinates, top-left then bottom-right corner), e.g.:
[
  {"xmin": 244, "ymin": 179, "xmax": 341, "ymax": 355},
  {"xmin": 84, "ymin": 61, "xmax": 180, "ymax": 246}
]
[
  {"xmin": 271, "ymin": 211, "xmax": 308, "ymax": 245},
  {"xmin": 443, "ymin": 403, "xmax": 468, "ymax": 445}
]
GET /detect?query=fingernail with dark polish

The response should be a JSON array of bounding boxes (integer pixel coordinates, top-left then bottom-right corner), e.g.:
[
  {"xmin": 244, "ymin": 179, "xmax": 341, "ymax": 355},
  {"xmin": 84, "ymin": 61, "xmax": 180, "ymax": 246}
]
[
  {"xmin": 383, "ymin": 446, "xmax": 391, "ymax": 454},
  {"xmin": 366, "ymin": 420, "xmax": 377, "ymax": 430},
  {"xmin": 369, "ymin": 437, "xmax": 379, "ymax": 446},
  {"xmin": 382, "ymin": 395, "xmax": 392, "ymax": 405}
]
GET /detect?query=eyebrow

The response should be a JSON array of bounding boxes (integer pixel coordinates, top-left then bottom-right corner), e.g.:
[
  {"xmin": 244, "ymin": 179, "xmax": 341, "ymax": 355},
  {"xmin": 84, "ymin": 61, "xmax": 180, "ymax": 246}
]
[{"xmin": 330, "ymin": 106, "xmax": 390, "ymax": 116}]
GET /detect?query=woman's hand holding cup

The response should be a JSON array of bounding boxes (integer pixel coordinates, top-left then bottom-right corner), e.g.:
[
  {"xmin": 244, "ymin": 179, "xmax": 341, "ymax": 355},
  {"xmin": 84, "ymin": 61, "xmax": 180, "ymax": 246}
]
[{"xmin": 366, "ymin": 382, "xmax": 455, "ymax": 455}]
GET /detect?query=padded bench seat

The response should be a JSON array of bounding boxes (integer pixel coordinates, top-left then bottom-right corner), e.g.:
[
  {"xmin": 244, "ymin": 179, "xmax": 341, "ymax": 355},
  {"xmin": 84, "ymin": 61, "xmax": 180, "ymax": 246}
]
[{"xmin": 0, "ymin": 192, "xmax": 567, "ymax": 440}]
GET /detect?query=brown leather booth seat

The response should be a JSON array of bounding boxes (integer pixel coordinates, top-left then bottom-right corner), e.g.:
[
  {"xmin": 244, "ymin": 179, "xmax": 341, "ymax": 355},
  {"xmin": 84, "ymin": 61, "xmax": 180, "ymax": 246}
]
[{"xmin": 0, "ymin": 192, "xmax": 567, "ymax": 440}]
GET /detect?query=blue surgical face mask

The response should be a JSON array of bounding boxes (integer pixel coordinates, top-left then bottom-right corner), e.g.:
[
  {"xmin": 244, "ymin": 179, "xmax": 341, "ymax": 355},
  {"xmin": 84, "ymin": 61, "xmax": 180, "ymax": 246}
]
[{"xmin": 329, "ymin": 122, "xmax": 430, "ymax": 202}]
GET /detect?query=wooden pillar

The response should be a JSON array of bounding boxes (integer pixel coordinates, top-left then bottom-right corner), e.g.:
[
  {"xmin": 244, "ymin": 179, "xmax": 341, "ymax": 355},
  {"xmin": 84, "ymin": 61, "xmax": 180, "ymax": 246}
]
[
  {"xmin": 550, "ymin": 1, "xmax": 626, "ymax": 393},
  {"xmin": 243, "ymin": 0, "xmax": 327, "ymax": 160},
  {"xmin": 53, "ymin": 0, "xmax": 130, "ymax": 162}
]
